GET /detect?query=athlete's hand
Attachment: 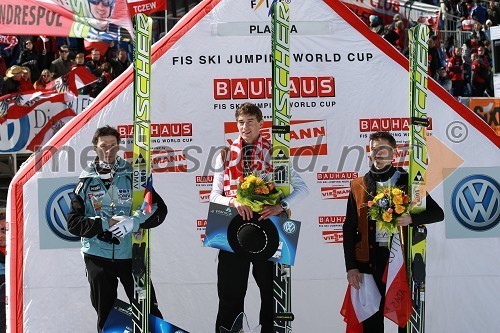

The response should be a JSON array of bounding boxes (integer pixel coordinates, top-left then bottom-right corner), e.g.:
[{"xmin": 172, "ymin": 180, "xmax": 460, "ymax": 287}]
[
  {"xmin": 398, "ymin": 215, "xmax": 412, "ymax": 226},
  {"xmin": 258, "ymin": 204, "xmax": 282, "ymax": 221},
  {"xmin": 232, "ymin": 199, "xmax": 253, "ymax": 221},
  {"xmin": 347, "ymin": 269, "xmax": 362, "ymax": 290},
  {"xmin": 109, "ymin": 216, "xmax": 134, "ymax": 238}
]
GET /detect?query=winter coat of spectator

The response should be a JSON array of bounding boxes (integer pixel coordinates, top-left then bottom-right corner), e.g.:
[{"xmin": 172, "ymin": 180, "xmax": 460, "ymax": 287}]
[
  {"xmin": 0, "ymin": 55, "xmax": 6, "ymax": 79},
  {"xmin": 457, "ymin": 0, "xmax": 471, "ymax": 20},
  {"xmin": 471, "ymin": 52, "xmax": 490, "ymax": 96},
  {"xmin": 33, "ymin": 69, "xmax": 52, "ymax": 91},
  {"xmin": 19, "ymin": 67, "xmax": 33, "ymax": 92},
  {"xmin": 86, "ymin": 49, "xmax": 103, "ymax": 77},
  {"xmin": 487, "ymin": 0, "xmax": 500, "ymax": 25},
  {"xmin": 394, "ymin": 20, "xmax": 407, "ymax": 52},
  {"xmin": 2, "ymin": 65, "xmax": 22, "ymax": 95},
  {"xmin": 110, "ymin": 48, "xmax": 131, "ymax": 79},
  {"xmin": 49, "ymin": 45, "xmax": 74, "ymax": 78},
  {"xmin": 447, "ymin": 47, "xmax": 466, "ymax": 97},
  {"xmin": 429, "ymin": 37, "xmax": 442, "ymax": 79},
  {"xmin": 382, "ymin": 25, "xmax": 399, "ymax": 47},
  {"xmin": 471, "ymin": 2, "xmax": 488, "ymax": 24},
  {"xmin": 437, "ymin": 67, "xmax": 453, "ymax": 93},
  {"xmin": 369, "ymin": 15, "xmax": 384, "ymax": 35},
  {"xmin": 91, "ymin": 62, "xmax": 112, "ymax": 98},
  {"xmin": 18, "ymin": 39, "xmax": 41, "ymax": 82}
]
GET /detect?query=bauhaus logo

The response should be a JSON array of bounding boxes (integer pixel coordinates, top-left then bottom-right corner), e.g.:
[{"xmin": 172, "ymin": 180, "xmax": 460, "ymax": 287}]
[
  {"xmin": 214, "ymin": 76, "xmax": 335, "ymax": 100},
  {"xmin": 451, "ymin": 175, "xmax": 500, "ymax": 231}
]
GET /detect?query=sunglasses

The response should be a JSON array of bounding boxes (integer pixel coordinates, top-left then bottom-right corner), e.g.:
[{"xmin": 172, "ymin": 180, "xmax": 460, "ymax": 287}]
[
  {"xmin": 88, "ymin": 0, "xmax": 115, "ymax": 7},
  {"xmin": 60, "ymin": 50, "xmax": 69, "ymax": 53}
]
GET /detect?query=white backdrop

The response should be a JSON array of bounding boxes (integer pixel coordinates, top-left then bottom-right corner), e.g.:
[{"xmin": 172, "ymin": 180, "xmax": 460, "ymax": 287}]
[{"xmin": 7, "ymin": 0, "xmax": 500, "ymax": 332}]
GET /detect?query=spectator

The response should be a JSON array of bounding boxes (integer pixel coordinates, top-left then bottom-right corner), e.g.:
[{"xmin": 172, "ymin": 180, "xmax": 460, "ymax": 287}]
[
  {"xmin": 382, "ymin": 24, "xmax": 399, "ymax": 47},
  {"xmin": 86, "ymin": 48, "xmax": 103, "ymax": 77},
  {"xmin": 394, "ymin": 20, "xmax": 407, "ymax": 52},
  {"xmin": 447, "ymin": 47, "xmax": 465, "ymax": 97},
  {"xmin": 18, "ymin": 39, "xmax": 41, "ymax": 82},
  {"xmin": 33, "ymin": 69, "xmax": 52, "ymax": 91},
  {"xmin": 471, "ymin": 52, "xmax": 490, "ymax": 96},
  {"xmin": 35, "ymin": 36, "xmax": 58, "ymax": 71},
  {"xmin": 2, "ymin": 65, "xmax": 23, "ymax": 95},
  {"xmin": 429, "ymin": 36, "xmax": 442, "ymax": 79},
  {"xmin": 369, "ymin": 15, "xmax": 384, "ymax": 35},
  {"xmin": 74, "ymin": 52, "xmax": 90, "ymax": 70},
  {"xmin": 487, "ymin": 0, "xmax": 500, "ymax": 25},
  {"xmin": 110, "ymin": 48, "xmax": 131, "ymax": 79},
  {"xmin": 471, "ymin": 0, "xmax": 488, "ymax": 24},
  {"xmin": 457, "ymin": 0, "xmax": 471, "ymax": 21},
  {"xmin": 49, "ymin": 45, "xmax": 74, "ymax": 78},
  {"xmin": 91, "ymin": 62, "xmax": 112, "ymax": 98},
  {"xmin": 478, "ymin": 45, "xmax": 491, "ymax": 66},
  {"xmin": 19, "ymin": 67, "xmax": 33, "ymax": 92},
  {"xmin": 437, "ymin": 66, "xmax": 453, "ymax": 93}
]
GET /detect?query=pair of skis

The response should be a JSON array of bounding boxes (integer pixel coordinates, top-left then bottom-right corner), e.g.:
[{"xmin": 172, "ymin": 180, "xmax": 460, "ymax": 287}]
[
  {"xmin": 406, "ymin": 23, "xmax": 430, "ymax": 333},
  {"xmin": 131, "ymin": 13, "xmax": 154, "ymax": 333},
  {"xmin": 271, "ymin": 1, "xmax": 293, "ymax": 333}
]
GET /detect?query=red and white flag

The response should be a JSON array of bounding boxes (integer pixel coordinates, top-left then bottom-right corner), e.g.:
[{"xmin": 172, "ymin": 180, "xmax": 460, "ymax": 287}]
[
  {"xmin": 383, "ymin": 232, "xmax": 412, "ymax": 327},
  {"xmin": 126, "ymin": 0, "xmax": 167, "ymax": 16},
  {"xmin": 26, "ymin": 108, "xmax": 76, "ymax": 151},
  {"xmin": 341, "ymin": 273, "xmax": 381, "ymax": 333},
  {"xmin": 0, "ymin": 92, "xmax": 67, "ymax": 124},
  {"xmin": 45, "ymin": 66, "xmax": 97, "ymax": 96}
]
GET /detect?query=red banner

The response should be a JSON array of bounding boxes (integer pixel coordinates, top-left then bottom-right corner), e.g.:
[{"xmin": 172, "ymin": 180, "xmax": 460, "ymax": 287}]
[
  {"xmin": 0, "ymin": 0, "xmax": 133, "ymax": 41},
  {"xmin": 126, "ymin": 0, "xmax": 166, "ymax": 16}
]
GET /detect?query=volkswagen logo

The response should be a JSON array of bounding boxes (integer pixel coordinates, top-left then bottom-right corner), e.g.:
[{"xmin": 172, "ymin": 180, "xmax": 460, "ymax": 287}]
[
  {"xmin": 451, "ymin": 175, "xmax": 500, "ymax": 231},
  {"xmin": 282, "ymin": 220, "xmax": 296, "ymax": 234},
  {"xmin": 45, "ymin": 184, "xmax": 80, "ymax": 241},
  {"xmin": 0, "ymin": 116, "xmax": 30, "ymax": 153}
]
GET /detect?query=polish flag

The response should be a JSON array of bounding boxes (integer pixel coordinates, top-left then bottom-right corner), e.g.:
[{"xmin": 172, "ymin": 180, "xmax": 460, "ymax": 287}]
[
  {"xmin": 383, "ymin": 232, "xmax": 412, "ymax": 327},
  {"xmin": 341, "ymin": 273, "xmax": 381, "ymax": 333}
]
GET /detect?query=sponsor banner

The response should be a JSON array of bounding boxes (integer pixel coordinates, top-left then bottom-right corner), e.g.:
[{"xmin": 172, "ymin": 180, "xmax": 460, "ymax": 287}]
[
  {"xmin": 224, "ymin": 120, "xmax": 327, "ymax": 156},
  {"xmin": 126, "ymin": 0, "xmax": 166, "ymax": 16},
  {"xmin": 1, "ymin": 0, "xmax": 133, "ymax": 41},
  {"xmin": 444, "ymin": 167, "xmax": 500, "ymax": 238},
  {"xmin": 316, "ymin": 172, "xmax": 358, "ymax": 184},
  {"xmin": 195, "ymin": 175, "xmax": 214, "ymax": 187},
  {"xmin": 199, "ymin": 190, "xmax": 211, "ymax": 203},
  {"xmin": 322, "ymin": 230, "xmax": 343, "ymax": 243},
  {"xmin": 321, "ymin": 186, "xmax": 350, "ymax": 200},
  {"xmin": 469, "ymin": 98, "xmax": 500, "ymax": 136},
  {"xmin": 37, "ymin": 177, "xmax": 80, "ymax": 249},
  {"xmin": 123, "ymin": 148, "xmax": 187, "ymax": 173}
]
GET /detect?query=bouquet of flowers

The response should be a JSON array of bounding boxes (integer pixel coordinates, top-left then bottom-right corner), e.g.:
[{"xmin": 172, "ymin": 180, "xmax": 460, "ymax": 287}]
[
  {"xmin": 368, "ymin": 186, "xmax": 410, "ymax": 234},
  {"xmin": 235, "ymin": 173, "xmax": 282, "ymax": 213}
]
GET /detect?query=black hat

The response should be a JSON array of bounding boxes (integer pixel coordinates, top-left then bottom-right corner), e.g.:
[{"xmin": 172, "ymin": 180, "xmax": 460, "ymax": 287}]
[{"xmin": 227, "ymin": 213, "xmax": 279, "ymax": 261}]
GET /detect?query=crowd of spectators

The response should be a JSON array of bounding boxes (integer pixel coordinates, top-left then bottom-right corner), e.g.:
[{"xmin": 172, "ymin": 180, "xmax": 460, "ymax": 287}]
[
  {"xmin": 0, "ymin": 36, "xmax": 133, "ymax": 98},
  {"xmin": 368, "ymin": 0, "xmax": 500, "ymax": 98}
]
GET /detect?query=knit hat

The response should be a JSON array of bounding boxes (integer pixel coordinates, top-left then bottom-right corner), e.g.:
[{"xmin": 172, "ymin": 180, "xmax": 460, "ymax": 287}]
[{"xmin": 369, "ymin": 15, "xmax": 378, "ymax": 23}]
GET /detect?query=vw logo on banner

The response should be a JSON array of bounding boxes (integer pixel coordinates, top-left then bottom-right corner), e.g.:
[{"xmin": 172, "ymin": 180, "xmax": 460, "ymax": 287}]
[
  {"xmin": 0, "ymin": 116, "xmax": 31, "ymax": 153},
  {"xmin": 45, "ymin": 184, "xmax": 80, "ymax": 241},
  {"xmin": 283, "ymin": 220, "xmax": 297, "ymax": 234},
  {"xmin": 451, "ymin": 175, "xmax": 500, "ymax": 231}
]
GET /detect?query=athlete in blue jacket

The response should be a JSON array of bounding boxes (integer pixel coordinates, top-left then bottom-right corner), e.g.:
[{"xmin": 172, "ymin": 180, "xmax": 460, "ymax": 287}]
[{"xmin": 67, "ymin": 125, "xmax": 167, "ymax": 332}]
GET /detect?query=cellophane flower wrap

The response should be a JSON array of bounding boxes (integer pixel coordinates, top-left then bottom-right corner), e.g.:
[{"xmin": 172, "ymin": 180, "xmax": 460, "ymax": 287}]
[
  {"xmin": 367, "ymin": 186, "xmax": 410, "ymax": 234},
  {"xmin": 235, "ymin": 173, "xmax": 282, "ymax": 213}
]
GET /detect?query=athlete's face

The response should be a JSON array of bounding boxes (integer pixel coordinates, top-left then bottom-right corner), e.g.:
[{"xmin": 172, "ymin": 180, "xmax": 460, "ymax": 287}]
[
  {"xmin": 94, "ymin": 135, "xmax": 119, "ymax": 164},
  {"xmin": 88, "ymin": 0, "xmax": 112, "ymax": 20},
  {"xmin": 370, "ymin": 138, "xmax": 395, "ymax": 170},
  {"xmin": 237, "ymin": 114, "xmax": 263, "ymax": 144}
]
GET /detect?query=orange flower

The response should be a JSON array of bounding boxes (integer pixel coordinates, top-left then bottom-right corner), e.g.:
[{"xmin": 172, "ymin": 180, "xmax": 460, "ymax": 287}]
[
  {"xmin": 238, "ymin": 176, "xmax": 245, "ymax": 183},
  {"xmin": 393, "ymin": 195, "xmax": 403, "ymax": 205},
  {"xmin": 395, "ymin": 204, "xmax": 406, "ymax": 214},
  {"xmin": 387, "ymin": 208, "xmax": 393, "ymax": 214},
  {"xmin": 382, "ymin": 211, "xmax": 392, "ymax": 222},
  {"xmin": 261, "ymin": 186, "xmax": 270, "ymax": 195},
  {"xmin": 368, "ymin": 200, "xmax": 374, "ymax": 208},
  {"xmin": 268, "ymin": 182, "xmax": 275, "ymax": 191},
  {"xmin": 255, "ymin": 188, "xmax": 263, "ymax": 194}
]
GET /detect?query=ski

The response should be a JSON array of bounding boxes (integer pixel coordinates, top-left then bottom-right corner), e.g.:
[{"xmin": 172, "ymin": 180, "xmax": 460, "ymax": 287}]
[
  {"xmin": 271, "ymin": 1, "xmax": 293, "ymax": 332},
  {"xmin": 131, "ymin": 13, "xmax": 153, "ymax": 333},
  {"xmin": 407, "ymin": 23, "xmax": 430, "ymax": 333}
]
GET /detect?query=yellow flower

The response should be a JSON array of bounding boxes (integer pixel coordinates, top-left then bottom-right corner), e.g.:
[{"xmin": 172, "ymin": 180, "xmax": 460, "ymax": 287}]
[
  {"xmin": 393, "ymin": 194, "xmax": 403, "ymax": 205},
  {"xmin": 247, "ymin": 174, "xmax": 257, "ymax": 183},
  {"xmin": 241, "ymin": 182, "xmax": 250, "ymax": 189},
  {"xmin": 395, "ymin": 204, "xmax": 406, "ymax": 214},
  {"xmin": 255, "ymin": 177, "xmax": 264, "ymax": 186},
  {"xmin": 374, "ymin": 193, "xmax": 384, "ymax": 201},
  {"xmin": 392, "ymin": 188, "xmax": 402, "ymax": 196},
  {"xmin": 382, "ymin": 211, "xmax": 392, "ymax": 222}
]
